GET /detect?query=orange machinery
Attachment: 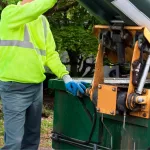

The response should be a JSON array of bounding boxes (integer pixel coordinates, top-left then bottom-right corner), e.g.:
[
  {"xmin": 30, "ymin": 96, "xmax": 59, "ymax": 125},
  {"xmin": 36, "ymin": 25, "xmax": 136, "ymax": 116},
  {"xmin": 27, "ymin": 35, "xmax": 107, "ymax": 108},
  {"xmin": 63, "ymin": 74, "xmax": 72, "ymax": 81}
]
[{"xmin": 87, "ymin": 22, "xmax": 150, "ymax": 119}]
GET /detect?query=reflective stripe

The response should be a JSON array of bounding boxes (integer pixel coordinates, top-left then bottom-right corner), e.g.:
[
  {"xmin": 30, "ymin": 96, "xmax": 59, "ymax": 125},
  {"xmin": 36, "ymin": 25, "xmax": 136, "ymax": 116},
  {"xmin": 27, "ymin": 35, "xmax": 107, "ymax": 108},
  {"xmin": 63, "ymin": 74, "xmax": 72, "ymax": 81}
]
[
  {"xmin": 0, "ymin": 40, "xmax": 46, "ymax": 56},
  {"xmin": 0, "ymin": 20, "xmax": 47, "ymax": 56},
  {"xmin": 35, "ymin": 48, "xmax": 46, "ymax": 56},
  {"xmin": 24, "ymin": 25, "xmax": 30, "ymax": 41},
  {"xmin": 0, "ymin": 40, "xmax": 33, "ymax": 48},
  {"xmin": 42, "ymin": 17, "xmax": 47, "ymax": 39},
  {"xmin": 24, "ymin": 24, "xmax": 46, "ymax": 56}
]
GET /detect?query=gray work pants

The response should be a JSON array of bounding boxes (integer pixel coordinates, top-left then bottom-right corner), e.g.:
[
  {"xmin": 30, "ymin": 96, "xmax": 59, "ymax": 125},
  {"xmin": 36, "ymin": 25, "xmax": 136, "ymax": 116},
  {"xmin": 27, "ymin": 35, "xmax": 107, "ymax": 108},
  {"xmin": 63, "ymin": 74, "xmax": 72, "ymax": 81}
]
[{"xmin": 0, "ymin": 81, "xmax": 43, "ymax": 150}]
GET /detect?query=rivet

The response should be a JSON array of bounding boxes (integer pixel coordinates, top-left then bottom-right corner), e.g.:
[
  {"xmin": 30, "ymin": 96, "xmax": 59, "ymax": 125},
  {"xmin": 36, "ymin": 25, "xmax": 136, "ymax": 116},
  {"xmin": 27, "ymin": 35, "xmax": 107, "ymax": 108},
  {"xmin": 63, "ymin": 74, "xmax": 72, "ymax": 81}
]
[
  {"xmin": 98, "ymin": 84, "xmax": 102, "ymax": 89},
  {"xmin": 110, "ymin": 111, "xmax": 114, "ymax": 115},
  {"xmin": 143, "ymin": 89, "xmax": 146, "ymax": 94},
  {"xmin": 97, "ymin": 108, "xmax": 100, "ymax": 112},
  {"xmin": 143, "ymin": 113, "xmax": 147, "ymax": 117},
  {"xmin": 112, "ymin": 88, "xmax": 116, "ymax": 92}
]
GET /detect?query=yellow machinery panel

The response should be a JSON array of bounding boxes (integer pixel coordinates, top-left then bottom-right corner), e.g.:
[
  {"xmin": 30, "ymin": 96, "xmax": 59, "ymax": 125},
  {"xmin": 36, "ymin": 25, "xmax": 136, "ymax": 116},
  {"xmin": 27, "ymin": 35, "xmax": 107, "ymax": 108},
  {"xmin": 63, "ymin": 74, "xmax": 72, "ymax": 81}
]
[{"xmin": 97, "ymin": 84, "xmax": 117, "ymax": 115}]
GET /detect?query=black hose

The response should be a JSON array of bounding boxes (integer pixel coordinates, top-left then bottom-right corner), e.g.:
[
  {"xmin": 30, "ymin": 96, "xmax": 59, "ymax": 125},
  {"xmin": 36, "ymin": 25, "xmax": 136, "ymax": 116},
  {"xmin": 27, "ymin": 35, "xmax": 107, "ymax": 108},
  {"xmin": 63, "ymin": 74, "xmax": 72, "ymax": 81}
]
[
  {"xmin": 79, "ymin": 98, "xmax": 93, "ymax": 122},
  {"xmin": 52, "ymin": 96, "xmax": 97, "ymax": 145},
  {"xmin": 78, "ymin": 97, "xmax": 97, "ymax": 144}
]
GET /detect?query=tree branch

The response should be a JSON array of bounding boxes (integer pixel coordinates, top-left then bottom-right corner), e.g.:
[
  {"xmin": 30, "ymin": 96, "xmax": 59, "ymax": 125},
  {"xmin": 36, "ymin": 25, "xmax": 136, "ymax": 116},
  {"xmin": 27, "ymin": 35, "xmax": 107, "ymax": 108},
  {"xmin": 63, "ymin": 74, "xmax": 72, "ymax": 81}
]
[
  {"xmin": 0, "ymin": 1, "xmax": 7, "ymax": 9},
  {"xmin": 56, "ymin": 1, "xmax": 78, "ymax": 12},
  {"xmin": 45, "ymin": 1, "xmax": 78, "ymax": 16}
]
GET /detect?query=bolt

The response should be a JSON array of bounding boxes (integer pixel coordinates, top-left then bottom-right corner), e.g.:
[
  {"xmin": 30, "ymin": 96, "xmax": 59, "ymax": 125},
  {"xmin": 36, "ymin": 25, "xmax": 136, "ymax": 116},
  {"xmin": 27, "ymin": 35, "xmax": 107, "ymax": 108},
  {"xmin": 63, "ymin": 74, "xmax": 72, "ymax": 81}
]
[
  {"xmin": 97, "ymin": 108, "xmax": 100, "ymax": 112},
  {"xmin": 143, "ymin": 89, "xmax": 146, "ymax": 94},
  {"xmin": 110, "ymin": 111, "xmax": 114, "ymax": 115},
  {"xmin": 137, "ymin": 98, "xmax": 144, "ymax": 103},
  {"xmin": 112, "ymin": 87, "xmax": 116, "ymax": 92},
  {"xmin": 98, "ymin": 84, "xmax": 102, "ymax": 89},
  {"xmin": 143, "ymin": 113, "xmax": 147, "ymax": 117}
]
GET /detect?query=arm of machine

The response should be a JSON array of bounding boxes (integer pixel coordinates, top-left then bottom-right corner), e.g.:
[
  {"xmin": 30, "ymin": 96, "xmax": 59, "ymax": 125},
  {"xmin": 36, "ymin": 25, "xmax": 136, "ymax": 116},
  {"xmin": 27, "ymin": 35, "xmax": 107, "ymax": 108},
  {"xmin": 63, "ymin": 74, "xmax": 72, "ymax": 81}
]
[
  {"xmin": 50, "ymin": 1, "xmax": 150, "ymax": 150},
  {"xmin": 77, "ymin": 0, "xmax": 150, "ymax": 119}
]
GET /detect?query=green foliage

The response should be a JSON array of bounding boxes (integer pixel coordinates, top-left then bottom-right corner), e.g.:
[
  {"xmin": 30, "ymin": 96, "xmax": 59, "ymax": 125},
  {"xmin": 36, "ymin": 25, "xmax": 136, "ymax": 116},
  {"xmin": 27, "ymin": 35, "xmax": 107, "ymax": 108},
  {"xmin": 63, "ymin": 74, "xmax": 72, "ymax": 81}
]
[
  {"xmin": 41, "ymin": 118, "xmax": 53, "ymax": 134},
  {"xmin": 0, "ymin": 121, "xmax": 4, "ymax": 147},
  {"xmin": 0, "ymin": 0, "xmax": 19, "ymax": 14},
  {"xmin": 0, "ymin": 119, "xmax": 4, "ymax": 137},
  {"xmin": 42, "ymin": 104, "xmax": 53, "ymax": 118},
  {"xmin": 47, "ymin": 0, "xmax": 99, "ymax": 76},
  {"xmin": 46, "ymin": 0, "xmax": 99, "ymax": 57},
  {"xmin": 52, "ymin": 26, "xmax": 98, "ymax": 56},
  {"xmin": 1, "ymin": 0, "xmax": 19, "ymax": 5}
]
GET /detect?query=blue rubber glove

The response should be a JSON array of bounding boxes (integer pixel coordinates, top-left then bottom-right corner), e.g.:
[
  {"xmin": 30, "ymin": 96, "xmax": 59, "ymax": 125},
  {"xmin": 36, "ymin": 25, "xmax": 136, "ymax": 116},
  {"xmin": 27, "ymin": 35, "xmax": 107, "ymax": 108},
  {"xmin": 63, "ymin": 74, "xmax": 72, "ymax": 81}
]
[
  {"xmin": 63, "ymin": 75, "xmax": 87, "ymax": 96},
  {"xmin": 65, "ymin": 81, "xmax": 87, "ymax": 96}
]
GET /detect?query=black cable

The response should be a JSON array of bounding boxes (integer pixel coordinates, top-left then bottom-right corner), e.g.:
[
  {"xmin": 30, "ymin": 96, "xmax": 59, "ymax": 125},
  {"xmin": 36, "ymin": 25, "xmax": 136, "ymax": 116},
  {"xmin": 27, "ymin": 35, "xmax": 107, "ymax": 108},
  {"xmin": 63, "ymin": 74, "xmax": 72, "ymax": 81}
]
[
  {"xmin": 52, "ymin": 96, "xmax": 97, "ymax": 145},
  {"xmin": 87, "ymin": 102, "xmax": 97, "ymax": 143},
  {"xmin": 79, "ymin": 98, "xmax": 94, "ymax": 122},
  {"xmin": 78, "ymin": 97, "xmax": 97, "ymax": 144}
]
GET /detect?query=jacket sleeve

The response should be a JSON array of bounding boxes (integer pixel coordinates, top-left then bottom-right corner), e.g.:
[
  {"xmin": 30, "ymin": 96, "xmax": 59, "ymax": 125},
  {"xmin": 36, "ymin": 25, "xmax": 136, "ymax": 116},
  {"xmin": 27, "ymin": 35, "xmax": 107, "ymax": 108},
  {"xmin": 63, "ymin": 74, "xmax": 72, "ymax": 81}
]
[
  {"xmin": 44, "ymin": 18, "xmax": 69, "ymax": 79},
  {"xmin": 1, "ymin": 0, "xmax": 57, "ymax": 29}
]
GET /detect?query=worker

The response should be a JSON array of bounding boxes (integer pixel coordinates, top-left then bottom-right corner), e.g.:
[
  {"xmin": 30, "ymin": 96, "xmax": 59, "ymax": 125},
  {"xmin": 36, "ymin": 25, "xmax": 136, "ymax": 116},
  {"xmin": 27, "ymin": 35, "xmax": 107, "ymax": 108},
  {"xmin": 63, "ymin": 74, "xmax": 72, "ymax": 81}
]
[{"xmin": 0, "ymin": 0, "xmax": 87, "ymax": 149}]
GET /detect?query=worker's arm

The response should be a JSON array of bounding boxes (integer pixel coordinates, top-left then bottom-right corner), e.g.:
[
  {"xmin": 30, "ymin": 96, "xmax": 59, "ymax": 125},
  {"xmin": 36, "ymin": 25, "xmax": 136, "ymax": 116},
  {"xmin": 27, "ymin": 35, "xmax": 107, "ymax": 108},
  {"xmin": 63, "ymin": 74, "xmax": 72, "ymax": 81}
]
[
  {"xmin": 44, "ymin": 18, "xmax": 87, "ymax": 96},
  {"xmin": 1, "ymin": 0, "xmax": 57, "ymax": 29},
  {"xmin": 44, "ymin": 18, "xmax": 69, "ymax": 79}
]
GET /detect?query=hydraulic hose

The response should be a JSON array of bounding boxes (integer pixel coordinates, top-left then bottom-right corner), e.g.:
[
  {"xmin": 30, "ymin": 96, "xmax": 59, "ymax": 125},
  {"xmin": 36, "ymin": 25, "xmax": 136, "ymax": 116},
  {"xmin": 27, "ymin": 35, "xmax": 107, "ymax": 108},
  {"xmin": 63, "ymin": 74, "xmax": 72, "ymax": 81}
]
[{"xmin": 52, "ymin": 96, "xmax": 97, "ymax": 145}]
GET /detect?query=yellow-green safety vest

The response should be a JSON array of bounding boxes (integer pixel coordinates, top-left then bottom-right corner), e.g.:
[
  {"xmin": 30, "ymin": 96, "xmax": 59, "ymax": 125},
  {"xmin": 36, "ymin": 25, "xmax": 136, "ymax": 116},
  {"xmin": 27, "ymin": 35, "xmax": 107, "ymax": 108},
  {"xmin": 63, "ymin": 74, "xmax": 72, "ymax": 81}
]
[{"xmin": 0, "ymin": 0, "xmax": 69, "ymax": 83}]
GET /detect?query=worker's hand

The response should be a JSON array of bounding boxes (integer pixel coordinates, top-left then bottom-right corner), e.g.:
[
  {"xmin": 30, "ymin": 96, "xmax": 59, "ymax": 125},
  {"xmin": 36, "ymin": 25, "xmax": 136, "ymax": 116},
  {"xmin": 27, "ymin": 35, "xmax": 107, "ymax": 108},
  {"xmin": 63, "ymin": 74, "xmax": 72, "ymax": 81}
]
[
  {"xmin": 65, "ymin": 81, "xmax": 87, "ymax": 96},
  {"xmin": 63, "ymin": 75, "xmax": 87, "ymax": 96}
]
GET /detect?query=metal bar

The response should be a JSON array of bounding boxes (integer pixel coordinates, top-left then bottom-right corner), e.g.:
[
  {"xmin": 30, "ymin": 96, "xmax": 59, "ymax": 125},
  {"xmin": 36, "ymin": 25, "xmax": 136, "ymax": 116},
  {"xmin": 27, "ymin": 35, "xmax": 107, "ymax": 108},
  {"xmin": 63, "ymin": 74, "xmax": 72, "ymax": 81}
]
[
  {"xmin": 122, "ymin": 112, "xmax": 136, "ymax": 150},
  {"xmin": 123, "ymin": 112, "xmax": 126, "ymax": 129},
  {"xmin": 57, "ymin": 138, "xmax": 94, "ymax": 149},
  {"xmin": 137, "ymin": 55, "xmax": 150, "ymax": 94},
  {"xmin": 53, "ymin": 137, "xmax": 111, "ymax": 150},
  {"xmin": 73, "ymin": 78, "xmax": 150, "ymax": 84},
  {"xmin": 93, "ymin": 144, "xmax": 98, "ymax": 150},
  {"xmin": 52, "ymin": 132, "xmax": 111, "ymax": 150}
]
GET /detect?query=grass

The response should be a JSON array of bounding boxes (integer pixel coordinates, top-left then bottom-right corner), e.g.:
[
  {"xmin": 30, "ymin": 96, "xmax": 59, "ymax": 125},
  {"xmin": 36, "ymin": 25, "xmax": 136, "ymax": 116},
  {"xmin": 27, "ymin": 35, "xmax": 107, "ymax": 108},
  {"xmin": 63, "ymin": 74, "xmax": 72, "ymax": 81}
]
[
  {"xmin": 0, "ymin": 101, "xmax": 4, "ymax": 147},
  {"xmin": 0, "ymin": 103, "xmax": 54, "ymax": 149},
  {"xmin": 0, "ymin": 117, "xmax": 4, "ymax": 147},
  {"xmin": 40, "ymin": 105, "xmax": 53, "ymax": 148}
]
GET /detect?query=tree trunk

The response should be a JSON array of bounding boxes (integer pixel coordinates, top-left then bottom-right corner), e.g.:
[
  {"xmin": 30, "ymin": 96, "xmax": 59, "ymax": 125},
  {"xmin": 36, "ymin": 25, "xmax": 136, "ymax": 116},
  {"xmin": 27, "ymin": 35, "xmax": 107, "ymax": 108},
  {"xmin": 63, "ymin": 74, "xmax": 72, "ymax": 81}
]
[{"xmin": 67, "ymin": 50, "xmax": 79, "ymax": 77}]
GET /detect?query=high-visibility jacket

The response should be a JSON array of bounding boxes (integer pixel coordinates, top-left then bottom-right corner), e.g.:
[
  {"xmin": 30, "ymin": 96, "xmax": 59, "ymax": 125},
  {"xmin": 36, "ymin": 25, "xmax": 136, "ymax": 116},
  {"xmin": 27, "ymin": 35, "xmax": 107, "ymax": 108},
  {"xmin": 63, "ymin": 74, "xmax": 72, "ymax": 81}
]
[{"xmin": 0, "ymin": 0, "xmax": 69, "ymax": 83}]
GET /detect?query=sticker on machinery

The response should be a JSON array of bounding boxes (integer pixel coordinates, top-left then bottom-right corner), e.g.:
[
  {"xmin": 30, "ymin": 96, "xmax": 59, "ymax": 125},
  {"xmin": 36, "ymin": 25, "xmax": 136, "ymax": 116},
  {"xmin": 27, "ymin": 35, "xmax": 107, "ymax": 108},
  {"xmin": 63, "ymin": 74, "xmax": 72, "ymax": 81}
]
[{"xmin": 112, "ymin": 0, "xmax": 150, "ymax": 30}]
